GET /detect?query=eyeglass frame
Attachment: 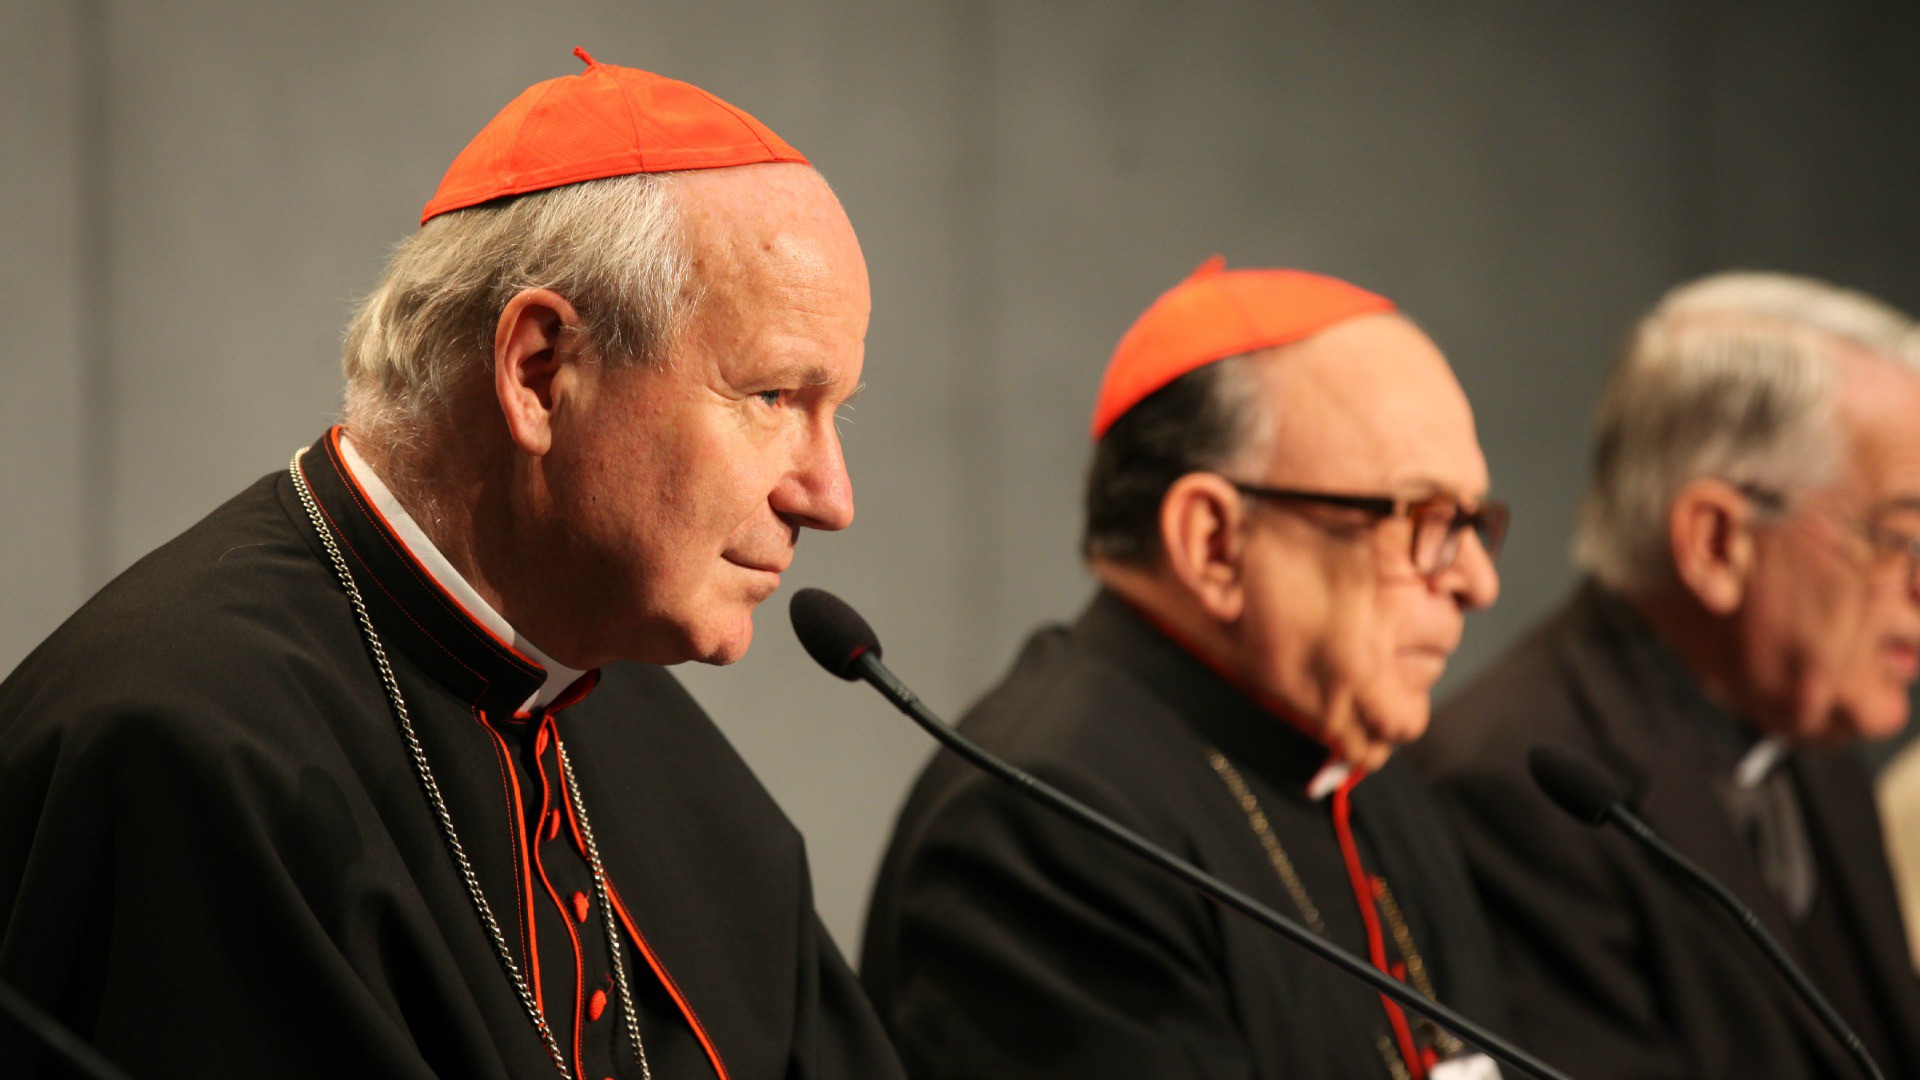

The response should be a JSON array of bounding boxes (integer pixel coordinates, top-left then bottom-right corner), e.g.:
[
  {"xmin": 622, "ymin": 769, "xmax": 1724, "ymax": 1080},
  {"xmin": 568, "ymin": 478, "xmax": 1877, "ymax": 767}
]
[
  {"xmin": 1737, "ymin": 482, "xmax": 1920, "ymax": 588},
  {"xmin": 1223, "ymin": 478, "xmax": 1510, "ymax": 578}
]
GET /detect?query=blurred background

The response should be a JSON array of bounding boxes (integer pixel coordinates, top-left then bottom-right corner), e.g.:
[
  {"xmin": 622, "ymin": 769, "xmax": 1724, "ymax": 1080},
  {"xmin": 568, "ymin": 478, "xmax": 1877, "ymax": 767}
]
[{"xmin": 7, "ymin": 0, "xmax": 1920, "ymax": 958}]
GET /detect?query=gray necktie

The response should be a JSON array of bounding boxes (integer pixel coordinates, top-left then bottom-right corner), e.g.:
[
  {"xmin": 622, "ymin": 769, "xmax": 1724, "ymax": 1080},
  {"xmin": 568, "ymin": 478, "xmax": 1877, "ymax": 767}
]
[{"xmin": 1724, "ymin": 762, "xmax": 1817, "ymax": 921}]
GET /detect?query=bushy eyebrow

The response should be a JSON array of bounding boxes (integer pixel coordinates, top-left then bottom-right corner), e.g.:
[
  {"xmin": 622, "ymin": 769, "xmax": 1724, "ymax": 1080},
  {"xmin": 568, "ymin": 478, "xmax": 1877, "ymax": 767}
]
[
  {"xmin": 770, "ymin": 364, "xmax": 840, "ymax": 389},
  {"xmin": 1390, "ymin": 475, "xmax": 1491, "ymax": 502},
  {"xmin": 761, "ymin": 363, "xmax": 862, "ymax": 404}
]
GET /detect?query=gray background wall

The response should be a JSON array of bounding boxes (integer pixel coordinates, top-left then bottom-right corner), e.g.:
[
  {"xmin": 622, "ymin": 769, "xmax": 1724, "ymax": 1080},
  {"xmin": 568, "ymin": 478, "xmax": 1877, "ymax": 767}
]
[{"xmin": 6, "ymin": 1, "xmax": 1919, "ymax": 958}]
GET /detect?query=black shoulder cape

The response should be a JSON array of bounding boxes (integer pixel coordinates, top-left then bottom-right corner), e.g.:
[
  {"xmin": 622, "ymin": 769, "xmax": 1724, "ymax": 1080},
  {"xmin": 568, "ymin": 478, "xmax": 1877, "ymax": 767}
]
[
  {"xmin": 861, "ymin": 590, "xmax": 1506, "ymax": 1079},
  {"xmin": 0, "ymin": 429, "xmax": 903, "ymax": 1079}
]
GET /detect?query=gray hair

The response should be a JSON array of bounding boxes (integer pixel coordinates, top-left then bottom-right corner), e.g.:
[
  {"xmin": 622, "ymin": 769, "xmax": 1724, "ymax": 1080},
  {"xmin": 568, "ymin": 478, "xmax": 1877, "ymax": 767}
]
[
  {"xmin": 1082, "ymin": 353, "xmax": 1273, "ymax": 565},
  {"xmin": 341, "ymin": 172, "xmax": 691, "ymax": 454},
  {"xmin": 1575, "ymin": 271, "xmax": 1920, "ymax": 595}
]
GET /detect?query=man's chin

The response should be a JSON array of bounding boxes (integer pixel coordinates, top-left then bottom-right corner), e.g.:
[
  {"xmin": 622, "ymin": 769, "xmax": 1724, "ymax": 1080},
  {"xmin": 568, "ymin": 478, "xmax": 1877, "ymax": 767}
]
[
  {"xmin": 688, "ymin": 614, "xmax": 757, "ymax": 666},
  {"xmin": 1835, "ymin": 691, "xmax": 1913, "ymax": 744},
  {"xmin": 1329, "ymin": 707, "xmax": 1426, "ymax": 769},
  {"xmin": 623, "ymin": 609, "xmax": 756, "ymax": 667},
  {"xmin": 1395, "ymin": 651, "xmax": 1451, "ymax": 693},
  {"xmin": 1369, "ymin": 692, "xmax": 1432, "ymax": 745},
  {"xmin": 1345, "ymin": 740, "xmax": 1396, "ymax": 772}
]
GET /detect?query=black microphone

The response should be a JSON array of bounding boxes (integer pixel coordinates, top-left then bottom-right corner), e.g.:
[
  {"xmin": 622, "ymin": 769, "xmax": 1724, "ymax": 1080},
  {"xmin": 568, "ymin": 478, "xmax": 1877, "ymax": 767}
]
[
  {"xmin": 1527, "ymin": 744, "xmax": 1620, "ymax": 827},
  {"xmin": 792, "ymin": 587, "xmax": 1575, "ymax": 1080},
  {"xmin": 1527, "ymin": 745, "xmax": 1885, "ymax": 1080}
]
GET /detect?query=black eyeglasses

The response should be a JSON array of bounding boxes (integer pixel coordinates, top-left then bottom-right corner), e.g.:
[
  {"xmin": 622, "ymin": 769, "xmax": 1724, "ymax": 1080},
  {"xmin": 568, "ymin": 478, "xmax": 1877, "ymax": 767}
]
[{"xmin": 1227, "ymin": 480, "xmax": 1510, "ymax": 577}]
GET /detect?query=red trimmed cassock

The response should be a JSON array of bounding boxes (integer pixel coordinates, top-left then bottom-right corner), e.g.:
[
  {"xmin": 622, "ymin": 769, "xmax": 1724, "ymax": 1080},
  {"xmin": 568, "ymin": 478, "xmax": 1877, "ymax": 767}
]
[{"xmin": 0, "ymin": 428, "xmax": 902, "ymax": 1079}]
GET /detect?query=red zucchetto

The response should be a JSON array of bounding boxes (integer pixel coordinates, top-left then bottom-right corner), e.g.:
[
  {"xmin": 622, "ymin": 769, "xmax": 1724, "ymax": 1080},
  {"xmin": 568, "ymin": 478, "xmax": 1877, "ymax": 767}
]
[
  {"xmin": 1089, "ymin": 257, "xmax": 1397, "ymax": 439},
  {"xmin": 421, "ymin": 47, "xmax": 810, "ymax": 225}
]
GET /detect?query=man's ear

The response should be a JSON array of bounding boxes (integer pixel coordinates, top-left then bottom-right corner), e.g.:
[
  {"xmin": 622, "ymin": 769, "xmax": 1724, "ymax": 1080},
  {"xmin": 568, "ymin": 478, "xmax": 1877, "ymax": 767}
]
[
  {"xmin": 494, "ymin": 288, "xmax": 587, "ymax": 457},
  {"xmin": 1669, "ymin": 477, "xmax": 1759, "ymax": 615},
  {"xmin": 1160, "ymin": 472, "xmax": 1248, "ymax": 622}
]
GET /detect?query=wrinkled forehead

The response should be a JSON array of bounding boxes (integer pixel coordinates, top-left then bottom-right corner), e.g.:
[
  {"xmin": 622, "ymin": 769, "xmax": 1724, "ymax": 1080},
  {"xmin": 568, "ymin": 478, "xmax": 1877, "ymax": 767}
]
[
  {"xmin": 675, "ymin": 164, "xmax": 869, "ymax": 311},
  {"xmin": 1836, "ymin": 354, "xmax": 1920, "ymax": 500},
  {"xmin": 1253, "ymin": 313, "xmax": 1488, "ymax": 493},
  {"xmin": 677, "ymin": 165, "xmax": 859, "ymax": 257}
]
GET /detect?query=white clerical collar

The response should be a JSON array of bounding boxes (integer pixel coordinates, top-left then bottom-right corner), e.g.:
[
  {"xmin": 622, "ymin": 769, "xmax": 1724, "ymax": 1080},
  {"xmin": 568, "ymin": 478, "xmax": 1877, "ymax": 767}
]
[
  {"xmin": 1734, "ymin": 736, "xmax": 1789, "ymax": 791},
  {"xmin": 338, "ymin": 433, "xmax": 586, "ymax": 712},
  {"xmin": 1307, "ymin": 760, "xmax": 1354, "ymax": 801}
]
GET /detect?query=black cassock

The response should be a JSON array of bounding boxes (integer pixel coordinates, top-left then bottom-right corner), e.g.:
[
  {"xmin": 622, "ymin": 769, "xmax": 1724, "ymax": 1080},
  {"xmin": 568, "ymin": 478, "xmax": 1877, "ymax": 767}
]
[
  {"xmin": 861, "ymin": 590, "xmax": 1508, "ymax": 1079},
  {"xmin": 0, "ymin": 428, "xmax": 903, "ymax": 1080},
  {"xmin": 1413, "ymin": 583, "xmax": 1920, "ymax": 1080}
]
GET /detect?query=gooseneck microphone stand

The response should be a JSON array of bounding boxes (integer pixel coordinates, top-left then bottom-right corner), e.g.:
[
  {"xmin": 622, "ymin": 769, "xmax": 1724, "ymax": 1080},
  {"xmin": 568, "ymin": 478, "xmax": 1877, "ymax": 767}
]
[
  {"xmin": 794, "ymin": 587, "xmax": 1575, "ymax": 1080},
  {"xmin": 1529, "ymin": 744, "xmax": 1885, "ymax": 1080}
]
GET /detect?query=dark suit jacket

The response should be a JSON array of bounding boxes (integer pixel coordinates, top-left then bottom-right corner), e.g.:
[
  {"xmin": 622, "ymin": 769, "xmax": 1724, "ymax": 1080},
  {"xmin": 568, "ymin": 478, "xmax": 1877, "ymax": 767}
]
[
  {"xmin": 1413, "ymin": 583, "xmax": 1920, "ymax": 1079},
  {"xmin": 863, "ymin": 591, "xmax": 1508, "ymax": 1079}
]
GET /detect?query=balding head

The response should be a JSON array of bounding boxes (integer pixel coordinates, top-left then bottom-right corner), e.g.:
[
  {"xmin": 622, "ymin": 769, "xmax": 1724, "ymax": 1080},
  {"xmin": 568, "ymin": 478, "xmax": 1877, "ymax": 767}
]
[{"xmin": 1092, "ymin": 310, "xmax": 1501, "ymax": 768}]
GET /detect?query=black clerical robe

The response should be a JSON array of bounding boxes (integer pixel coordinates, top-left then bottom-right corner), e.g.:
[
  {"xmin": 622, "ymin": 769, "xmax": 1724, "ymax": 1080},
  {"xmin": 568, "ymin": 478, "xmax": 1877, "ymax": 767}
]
[
  {"xmin": 0, "ymin": 429, "xmax": 903, "ymax": 1079},
  {"xmin": 860, "ymin": 591, "xmax": 1507, "ymax": 1079},
  {"xmin": 1412, "ymin": 583, "xmax": 1920, "ymax": 1079}
]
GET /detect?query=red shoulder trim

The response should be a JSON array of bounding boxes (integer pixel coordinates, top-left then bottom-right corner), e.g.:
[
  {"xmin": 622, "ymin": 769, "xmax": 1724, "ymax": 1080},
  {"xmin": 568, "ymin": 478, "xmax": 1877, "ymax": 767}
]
[{"xmin": 323, "ymin": 426, "xmax": 543, "ymax": 675}]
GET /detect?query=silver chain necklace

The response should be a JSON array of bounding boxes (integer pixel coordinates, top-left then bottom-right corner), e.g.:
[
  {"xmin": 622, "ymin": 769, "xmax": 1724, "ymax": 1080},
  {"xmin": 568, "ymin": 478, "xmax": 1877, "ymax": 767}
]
[
  {"xmin": 291, "ymin": 448, "xmax": 651, "ymax": 1080},
  {"xmin": 1207, "ymin": 751, "xmax": 1459, "ymax": 1079}
]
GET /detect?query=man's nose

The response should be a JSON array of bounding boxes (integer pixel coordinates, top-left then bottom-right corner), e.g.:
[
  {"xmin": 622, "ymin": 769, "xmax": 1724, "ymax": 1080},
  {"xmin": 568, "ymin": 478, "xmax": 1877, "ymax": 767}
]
[
  {"xmin": 775, "ymin": 420, "xmax": 855, "ymax": 532},
  {"xmin": 1442, "ymin": 527, "xmax": 1501, "ymax": 610}
]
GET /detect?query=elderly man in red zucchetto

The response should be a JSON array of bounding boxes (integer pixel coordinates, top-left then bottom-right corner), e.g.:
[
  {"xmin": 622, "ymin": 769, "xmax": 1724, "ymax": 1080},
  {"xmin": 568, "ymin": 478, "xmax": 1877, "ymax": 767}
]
[
  {"xmin": 0, "ymin": 49, "xmax": 902, "ymax": 1080},
  {"xmin": 863, "ymin": 259, "xmax": 1509, "ymax": 1079}
]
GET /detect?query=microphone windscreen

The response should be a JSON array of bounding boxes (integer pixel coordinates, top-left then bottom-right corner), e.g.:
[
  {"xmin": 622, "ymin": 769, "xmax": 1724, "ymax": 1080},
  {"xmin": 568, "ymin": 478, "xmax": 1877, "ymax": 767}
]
[
  {"xmin": 790, "ymin": 587, "xmax": 883, "ymax": 680},
  {"xmin": 1528, "ymin": 745, "xmax": 1625, "ymax": 827}
]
